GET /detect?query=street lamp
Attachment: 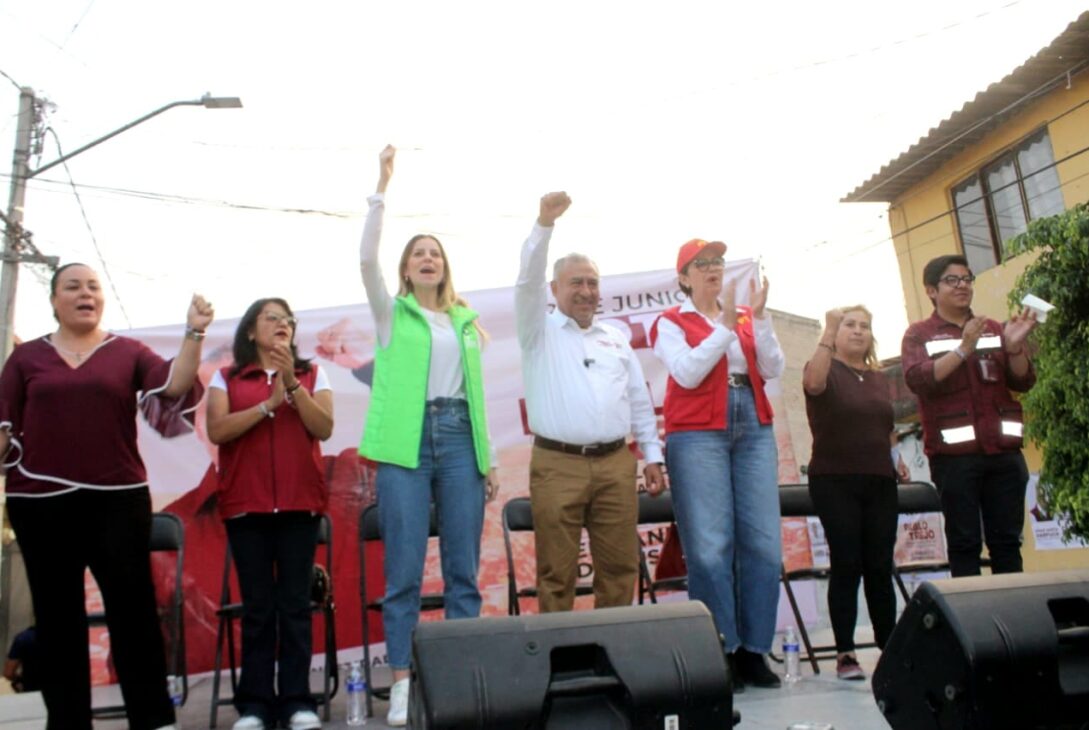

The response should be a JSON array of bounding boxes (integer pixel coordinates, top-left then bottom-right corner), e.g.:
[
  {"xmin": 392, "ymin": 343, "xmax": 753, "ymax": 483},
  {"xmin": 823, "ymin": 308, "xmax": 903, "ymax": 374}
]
[{"xmin": 0, "ymin": 90, "xmax": 243, "ymax": 365}]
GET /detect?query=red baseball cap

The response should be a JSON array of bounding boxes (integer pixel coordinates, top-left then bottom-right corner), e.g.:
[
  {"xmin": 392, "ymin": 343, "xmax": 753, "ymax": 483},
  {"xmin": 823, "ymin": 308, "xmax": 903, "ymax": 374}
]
[{"xmin": 676, "ymin": 239, "xmax": 727, "ymax": 273}]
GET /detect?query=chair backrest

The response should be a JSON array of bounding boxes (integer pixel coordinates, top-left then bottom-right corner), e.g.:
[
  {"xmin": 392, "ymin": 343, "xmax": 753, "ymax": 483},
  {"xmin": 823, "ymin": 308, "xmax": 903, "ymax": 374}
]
[
  {"xmin": 778, "ymin": 483, "xmax": 816, "ymax": 518},
  {"xmin": 896, "ymin": 481, "xmax": 941, "ymax": 514},
  {"xmin": 503, "ymin": 497, "xmax": 534, "ymax": 533},
  {"xmin": 358, "ymin": 503, "xmax": 439, "ymax": 543},
  {"xmin": 150, "ymin": 512, "xmax": 184, "ymax": 553},
  {"xmin": 636, "ymin": 491, "xmax": 675, "ymax": 525}
]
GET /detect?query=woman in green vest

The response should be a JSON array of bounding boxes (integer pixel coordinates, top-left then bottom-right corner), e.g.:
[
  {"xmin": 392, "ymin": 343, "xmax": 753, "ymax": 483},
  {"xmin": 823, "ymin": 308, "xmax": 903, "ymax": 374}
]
[{"xmin": 358, "ymin": 145, "xmax": 498, "ymax": 727}]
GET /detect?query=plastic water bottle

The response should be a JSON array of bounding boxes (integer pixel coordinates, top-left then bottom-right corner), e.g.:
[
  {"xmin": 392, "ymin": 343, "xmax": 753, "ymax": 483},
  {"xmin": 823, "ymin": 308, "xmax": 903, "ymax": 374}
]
[
  {"xmin": 346, "ymin": 660, "xmax": 367, "ymax": 726},
  {"xmin": 782, "ymin": 626, "xmax": 801, "ymax": 684},
  {"xmin": 166, "ymin": 674, "xmax": 183, "ymax": 707}
]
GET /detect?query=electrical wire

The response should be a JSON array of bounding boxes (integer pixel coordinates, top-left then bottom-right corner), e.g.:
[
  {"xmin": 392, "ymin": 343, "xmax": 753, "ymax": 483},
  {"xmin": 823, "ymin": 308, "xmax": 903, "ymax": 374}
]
[
  {"xmin": 0, "ymin": 68, "xmax": 22, "ymax": 92},
  {"xmin": 45, "ymin": 127, "xmax": 132, "ymax": 327}
]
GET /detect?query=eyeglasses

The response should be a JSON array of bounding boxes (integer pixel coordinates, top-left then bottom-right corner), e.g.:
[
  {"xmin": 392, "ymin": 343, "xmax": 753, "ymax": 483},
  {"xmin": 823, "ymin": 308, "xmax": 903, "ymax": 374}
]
[
  {"xmin": 690, "ymin": 256, "xmax": 726, "ymax": 271},
  {"xmin": 262, "ymin": 313, "xmax": 298, "ymax": 327},
  {"xmin": 940, "ymin": 275, "xmax": 976, "ymax": 288}
]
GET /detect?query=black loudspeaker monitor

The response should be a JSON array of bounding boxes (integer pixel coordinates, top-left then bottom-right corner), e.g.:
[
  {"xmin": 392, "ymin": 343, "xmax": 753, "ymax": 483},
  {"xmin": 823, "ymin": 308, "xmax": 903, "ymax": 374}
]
[
  {"xmin": 873, "ymin": 570, "xmax": 1089, "ymax": 730},
  {"xmin": 409, "ymin": 601, "xmax": 734, "ymax": 729}
]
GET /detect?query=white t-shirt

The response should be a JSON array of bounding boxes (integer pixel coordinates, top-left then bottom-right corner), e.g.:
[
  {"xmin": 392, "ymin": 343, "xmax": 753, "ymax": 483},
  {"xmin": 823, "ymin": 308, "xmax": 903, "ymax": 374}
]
[{"xmin": 209, "ymin": 364, "xmax": 332, "ymax": 392}]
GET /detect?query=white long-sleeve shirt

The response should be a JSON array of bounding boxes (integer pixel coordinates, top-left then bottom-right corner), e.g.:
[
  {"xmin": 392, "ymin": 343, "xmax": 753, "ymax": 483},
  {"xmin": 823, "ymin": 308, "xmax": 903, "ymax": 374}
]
[
  {"xmin": 515, "ymin": 223, "xmax": 664, "ymax": 463},
  {"xmin": 652, "ymin": 297, "xmax": 785, "ymax": 389}
]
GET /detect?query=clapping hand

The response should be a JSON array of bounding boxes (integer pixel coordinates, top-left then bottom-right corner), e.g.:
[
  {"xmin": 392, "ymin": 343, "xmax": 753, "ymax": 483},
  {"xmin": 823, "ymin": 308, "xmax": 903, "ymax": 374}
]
[
  {"xmin": 751, "ymin": 276, "xmax": 770, "ymax": 319},
  {"xmin": 1004, "ymin": 308, "xmax": 1038, "ymax": 354}
]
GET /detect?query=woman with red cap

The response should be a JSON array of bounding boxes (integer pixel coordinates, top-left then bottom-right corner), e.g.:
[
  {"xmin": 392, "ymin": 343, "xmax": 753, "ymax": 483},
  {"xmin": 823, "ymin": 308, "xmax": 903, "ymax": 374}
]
[{"xmin": 650, "ymin": 239, "xmax": 786, "ymax": 689}]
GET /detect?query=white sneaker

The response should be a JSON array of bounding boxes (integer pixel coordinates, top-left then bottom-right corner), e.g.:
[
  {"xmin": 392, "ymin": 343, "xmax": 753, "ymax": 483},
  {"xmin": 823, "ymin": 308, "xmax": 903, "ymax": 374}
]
[
  {"xmin": 232, "ymin": 716, "xmax": 265, "ymax": 730},
  {"xmin": 288, "ymin": 709, "xmax": 322, "ymax": 729},
  {"xmin": 387, "ymin": 677, "xmax": 410, "ymax": 727}
]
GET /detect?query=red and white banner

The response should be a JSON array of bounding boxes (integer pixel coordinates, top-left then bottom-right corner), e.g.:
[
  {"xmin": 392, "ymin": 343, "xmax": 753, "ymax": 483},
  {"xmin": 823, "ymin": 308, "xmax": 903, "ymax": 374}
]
[{"xmin": 87, "ymin": 260, "xmax": 814, "ymax": 679}]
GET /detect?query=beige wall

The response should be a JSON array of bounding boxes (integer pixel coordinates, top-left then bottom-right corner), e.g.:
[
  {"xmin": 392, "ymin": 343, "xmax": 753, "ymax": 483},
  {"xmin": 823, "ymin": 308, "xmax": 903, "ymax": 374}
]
[
  {"xmin": 769, "ymin": 308, "xmax": 821, "ymax": 475},
  {"xmin": 884, "ymin": 68, "xmax": 1089, "ymax": 569}
]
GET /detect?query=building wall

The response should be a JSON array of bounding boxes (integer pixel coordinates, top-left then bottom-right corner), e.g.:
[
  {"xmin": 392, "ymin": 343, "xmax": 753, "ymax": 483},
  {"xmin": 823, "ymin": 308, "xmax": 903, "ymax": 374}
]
[
  {"xmin": 890, "ymin": 70, "xmax": 1089, "ymax": 324},
  {"xmin": 768, "ymin": 308, "xmax": 821, "ymax": 477},
  {"xmin": 885, "ymin": 69, "xmax": 1089, "ymax": 569}
]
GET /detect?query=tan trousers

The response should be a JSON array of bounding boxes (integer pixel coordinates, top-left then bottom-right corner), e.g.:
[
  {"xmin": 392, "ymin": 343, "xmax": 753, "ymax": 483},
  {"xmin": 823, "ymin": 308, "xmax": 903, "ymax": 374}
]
[{"xmin": 528, "ymin": 444, "xmax": 639, "ymax": 612}]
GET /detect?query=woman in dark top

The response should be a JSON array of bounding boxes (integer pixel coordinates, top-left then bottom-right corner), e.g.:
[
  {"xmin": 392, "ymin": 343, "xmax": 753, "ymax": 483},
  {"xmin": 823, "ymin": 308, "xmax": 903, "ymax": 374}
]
[{"xmin": 803, "ymin": 305, "xmax": 909, "ymax": 681}]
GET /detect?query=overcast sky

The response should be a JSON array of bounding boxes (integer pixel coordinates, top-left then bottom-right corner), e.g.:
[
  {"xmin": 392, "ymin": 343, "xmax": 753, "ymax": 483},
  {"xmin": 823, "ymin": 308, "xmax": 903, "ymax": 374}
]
[{"xmin": 1, "ymin": 0, "xmax": 1085, "ymax": 356}]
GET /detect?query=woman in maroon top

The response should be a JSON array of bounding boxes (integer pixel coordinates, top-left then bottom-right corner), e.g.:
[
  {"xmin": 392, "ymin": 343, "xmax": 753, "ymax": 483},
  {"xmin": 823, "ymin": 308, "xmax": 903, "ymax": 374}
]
[
  {"xmin": 803, "ymin": 305, "xmax": 909, "ymax": 681},
  {"xmin": 205, "ymin": 298, "xmax": 333, "ymax": 730},
  {"xmin": 0, "ymin": 263, "xmax": 212, "ymax": 730}
]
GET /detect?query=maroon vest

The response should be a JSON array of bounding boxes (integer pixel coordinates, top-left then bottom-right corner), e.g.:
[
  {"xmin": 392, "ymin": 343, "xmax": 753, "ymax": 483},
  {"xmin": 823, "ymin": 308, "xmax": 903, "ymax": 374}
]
[{"xmin": 216, "ymin": 363, "xmax": 327, "ymax": 519}]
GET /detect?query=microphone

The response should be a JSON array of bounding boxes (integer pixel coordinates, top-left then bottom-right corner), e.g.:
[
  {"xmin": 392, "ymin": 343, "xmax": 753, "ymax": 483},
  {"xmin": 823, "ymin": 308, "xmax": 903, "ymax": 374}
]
[{"xmin": 583, "ymin": 358, "xmax": 595, "ymax": 368}]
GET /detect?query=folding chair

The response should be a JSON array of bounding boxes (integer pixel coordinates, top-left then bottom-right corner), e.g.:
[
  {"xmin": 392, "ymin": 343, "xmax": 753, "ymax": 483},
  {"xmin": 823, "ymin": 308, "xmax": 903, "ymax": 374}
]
[
  {"xmin": 635, "ymin": 491, "xmax": 688, "ymax": 604},
  {"xmin": 357, "ymin": 502, "xmax": 444, "ymax": 720},
  {"xmin": 90, "ymin": 512, "xmax": 187, "ymax": 718},
  {"xmin": 209, "ymin": 513, "xmax": 338, "ymax": 728},
  {"xmin": 777, "ymin": 483, "xmax": 835, "ymax": 674},
  {"xmin": 500, "ymin": 496, "xmax": 593, "ymax": 616},
  {"xmin": 892, "ymin": 480, "xmax": 979, "ymax": 599}
]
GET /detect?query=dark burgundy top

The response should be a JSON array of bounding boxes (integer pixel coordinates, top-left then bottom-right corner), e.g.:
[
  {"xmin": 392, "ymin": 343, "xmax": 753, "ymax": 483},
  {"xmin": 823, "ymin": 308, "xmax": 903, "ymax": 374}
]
[
  {"xmin": 805, "ymin": 359, "xmax": 895, "ymax": 478},
  {"xmin": 0, "ymin": 335, "xmax": 187, "ymax": 497}
]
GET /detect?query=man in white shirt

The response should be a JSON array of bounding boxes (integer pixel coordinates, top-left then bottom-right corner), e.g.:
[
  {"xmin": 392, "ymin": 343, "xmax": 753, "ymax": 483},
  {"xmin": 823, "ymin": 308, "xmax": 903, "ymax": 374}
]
[{"xmin": 515, "ymin": 191, "xmax": 666, "ymax": 612}]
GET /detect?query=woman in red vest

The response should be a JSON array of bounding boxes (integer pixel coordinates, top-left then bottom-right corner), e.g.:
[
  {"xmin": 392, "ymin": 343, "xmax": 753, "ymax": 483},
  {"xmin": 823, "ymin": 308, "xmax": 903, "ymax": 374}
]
[
  {"xmin": 650, "ymin": 240, "xmax": 786, "ymax": 689},
  {"xmin": 206, "ymin": 298, "xmax": 334, "ymax": 730}
]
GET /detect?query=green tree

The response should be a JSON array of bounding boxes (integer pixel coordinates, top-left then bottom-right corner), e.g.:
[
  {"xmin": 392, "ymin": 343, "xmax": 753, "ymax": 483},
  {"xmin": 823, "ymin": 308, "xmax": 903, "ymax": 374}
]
[{"xmin": 1007, "ymin": 202, "xmax": 1089, "ymax": 539}]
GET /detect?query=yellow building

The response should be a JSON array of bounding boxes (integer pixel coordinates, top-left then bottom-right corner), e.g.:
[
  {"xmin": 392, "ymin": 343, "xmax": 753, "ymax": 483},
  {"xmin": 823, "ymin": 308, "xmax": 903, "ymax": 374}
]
[{"xmin": 844, "ymin": 11, "xmax": 1089, "ymax": 568}]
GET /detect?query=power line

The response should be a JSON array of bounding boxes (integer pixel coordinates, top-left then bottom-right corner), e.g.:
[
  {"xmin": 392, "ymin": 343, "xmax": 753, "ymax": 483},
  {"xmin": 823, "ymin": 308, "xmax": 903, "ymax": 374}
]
[
  {"xmin": 0, "ymin": 68, "xmax": 22, "ymax": 92},
  {"xmin": 45, "ymin": 127, "xmax": 132, "ymax": 327}
]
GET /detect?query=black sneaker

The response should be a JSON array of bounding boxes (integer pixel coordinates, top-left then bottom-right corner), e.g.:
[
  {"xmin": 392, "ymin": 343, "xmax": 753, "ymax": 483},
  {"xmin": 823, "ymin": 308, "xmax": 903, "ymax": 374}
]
[{"xmin": 735, "ymin": 649, "xmax": 782, "ymax": 688}]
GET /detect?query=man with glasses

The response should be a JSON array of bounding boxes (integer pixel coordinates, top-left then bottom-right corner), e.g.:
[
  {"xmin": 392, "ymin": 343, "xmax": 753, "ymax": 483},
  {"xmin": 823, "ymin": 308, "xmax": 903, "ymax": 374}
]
[
  {"xmin": 901, "ymin": 254, "xmax": 1038, "ymax": 576},
  {"xmin": 515, "ymin": 191, "xmax": 666, "ymax": 613}
]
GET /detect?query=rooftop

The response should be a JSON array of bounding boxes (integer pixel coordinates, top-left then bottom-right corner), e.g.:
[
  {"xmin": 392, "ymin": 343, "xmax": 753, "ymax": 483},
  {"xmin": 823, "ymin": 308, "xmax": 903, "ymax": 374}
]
[{"xmin": 843, "ymin": 11, "xmax": 1089, "ymax": 203}]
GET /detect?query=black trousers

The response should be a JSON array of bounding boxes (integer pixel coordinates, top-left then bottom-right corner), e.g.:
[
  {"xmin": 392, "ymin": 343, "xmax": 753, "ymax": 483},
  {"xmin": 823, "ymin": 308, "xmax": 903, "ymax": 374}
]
[
  {"xmin": 808, "ymin": 474, "xmax": 899, "ymax": 653},
  {"xmin": 225, "ymin": 512, "xmax": 320, "ymax": 724},
  {"xmin": 930, "ymin": 451, "xmax": 1028, "ymax": 577},
  {"xmin": 7, "ymin": 487, "xmax": 174, "ymax": 730}
]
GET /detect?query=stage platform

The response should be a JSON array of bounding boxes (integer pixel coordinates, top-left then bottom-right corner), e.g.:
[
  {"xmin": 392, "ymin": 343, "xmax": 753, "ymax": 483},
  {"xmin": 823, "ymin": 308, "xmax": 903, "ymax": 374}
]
[{"xmin": 0, "ymin": 631, "xmax": 888, "ymax": 729}]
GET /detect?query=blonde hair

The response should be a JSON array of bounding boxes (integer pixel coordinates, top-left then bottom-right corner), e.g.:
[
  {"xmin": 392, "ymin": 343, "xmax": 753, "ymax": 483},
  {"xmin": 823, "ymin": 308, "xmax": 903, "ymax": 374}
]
[
  {"xmin": 836, "ymin": 304, "xmax": 879, "ymax": 370},
  {"xmin": 397, "ymin": 234, "xmax": 487, "ymax": 340}
]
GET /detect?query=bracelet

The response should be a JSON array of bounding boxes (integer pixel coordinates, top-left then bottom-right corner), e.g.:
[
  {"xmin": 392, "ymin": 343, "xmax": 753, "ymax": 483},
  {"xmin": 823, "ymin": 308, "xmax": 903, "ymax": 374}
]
[
  {"xmin": 286, "ymin": 381, "xmax": 303, "ymax": 394},
  {"xmin": 184, "ymin": 326, "xmax": 206, "ymax": 342},
  {"xmin": 952, "ymin": 347, "xmax": 967, "ymax": 361},
  {"xmin": 258, "ymin": 402, "xmax": 275, "ymax": 419},
  {"xmin": 818, "ymin": 342, "xmax": 835, "ymax": 352}
]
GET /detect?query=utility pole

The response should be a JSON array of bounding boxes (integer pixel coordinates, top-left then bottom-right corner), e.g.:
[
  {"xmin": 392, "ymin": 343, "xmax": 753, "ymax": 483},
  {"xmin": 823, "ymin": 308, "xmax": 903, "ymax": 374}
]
[
  {"xmin": 0, "ymin": 90, "xmax": 240, "ymax": 370},
  {"xmin": 0, "ymin": 87, "xmax": 48, "ymax": 368}
]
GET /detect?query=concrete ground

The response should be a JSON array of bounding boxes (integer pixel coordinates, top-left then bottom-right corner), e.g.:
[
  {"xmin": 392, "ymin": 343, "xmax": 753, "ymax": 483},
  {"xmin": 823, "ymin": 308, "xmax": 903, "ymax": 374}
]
[{"xmin": 0, "ymin": 583, "xmax": 893, "ymax": 729}]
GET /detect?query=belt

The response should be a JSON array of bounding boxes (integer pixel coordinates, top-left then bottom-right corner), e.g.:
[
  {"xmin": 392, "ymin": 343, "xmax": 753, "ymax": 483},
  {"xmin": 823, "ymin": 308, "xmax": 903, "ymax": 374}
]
[
  {"xmin": 534, "ymin": 436, "xmax": 626, "ymax": 458},
  {"xmin": 726, "ymin": 372, "xmax": 752, "ymax": 388}
]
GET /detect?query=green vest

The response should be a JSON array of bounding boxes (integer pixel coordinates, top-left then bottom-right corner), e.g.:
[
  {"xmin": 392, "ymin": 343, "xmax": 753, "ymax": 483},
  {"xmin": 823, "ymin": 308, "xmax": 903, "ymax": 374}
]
[{"xmin": 359, "ymin": 294, "xmax": 491, "ymax": 475}]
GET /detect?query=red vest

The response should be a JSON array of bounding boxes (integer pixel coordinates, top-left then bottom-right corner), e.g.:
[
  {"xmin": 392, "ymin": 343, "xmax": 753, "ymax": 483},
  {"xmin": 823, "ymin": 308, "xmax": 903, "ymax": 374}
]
[
  {"xmin": 650, "ymin": 305, "xmax": 774, "ymax": 434},
  {"xmin": 216, "ymin": 364, "xmax": 327, "ymax": 519}
]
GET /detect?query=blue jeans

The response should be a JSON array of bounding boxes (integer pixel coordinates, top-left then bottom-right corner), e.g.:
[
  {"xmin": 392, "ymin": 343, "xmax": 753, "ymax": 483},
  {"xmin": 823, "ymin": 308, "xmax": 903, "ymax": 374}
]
[
  {"xmin": 376, "ymin": 398, "xmax": 485, "ymax": 669},
  {"xmin": 665, "ymin": 387, "xmax": 782, "ymax": 653}
]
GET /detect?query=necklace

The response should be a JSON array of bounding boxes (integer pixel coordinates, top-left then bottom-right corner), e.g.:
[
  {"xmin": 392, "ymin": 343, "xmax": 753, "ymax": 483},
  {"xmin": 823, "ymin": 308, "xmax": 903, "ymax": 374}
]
[
  {"xmin": 51, "ymin": 333, "xmax": 106, "ymax": 363},
  {"xmin": 838, "ymin": 359, "xmax": 866, "ymax": 382}
]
